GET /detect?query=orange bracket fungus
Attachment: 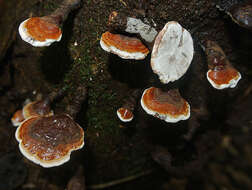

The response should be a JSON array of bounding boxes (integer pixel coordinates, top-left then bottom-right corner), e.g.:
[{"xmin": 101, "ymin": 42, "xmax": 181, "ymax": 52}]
[
  {"xmin": 205, "ymin": 40, "xmax": 241, "ymax": 90},
  {"xmin": 141, "ymin": 87, "xmax": 190, "ymax": 123},
  {"xmin": 100, "ymin": 31, "xmax": 149, "ymax": 60},
  {"xmin": 151, "ymin": 21, "xmax": 194, "ymax": 84},
  {"xmin": 18, "ymin": 0, "xmax": 81, "ymax": 47},
  {"xmin": 108, "ymin": 11, "xmax": 158, "ymax": 44},
  {"xmin": 217, "ymin": 0, "xmax": 252, "ymax": 30},
  {"xmin": 15, "ymin": 86, "xmax": 87, "ymax": 168},
  {"xmin": 117, "ymin": 89, "xmax": 141, "ymax": 122}
]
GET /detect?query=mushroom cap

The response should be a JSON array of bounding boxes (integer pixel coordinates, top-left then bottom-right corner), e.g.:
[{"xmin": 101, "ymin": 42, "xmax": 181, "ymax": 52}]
[
  {"xmin": 141, "ymin": 87, "xmax": 190, "ymax": 123},
  {"xmin": 15, "ymin": 114, "xmax": 84, "ymax": 168},
  {"xmin": 205, "ymin": 40, "xmax": 241, "ymax": 89},
  {"xmin": 117, "ymin": 107, "xmax": 134, "ymax": 122},
  {"xmin": 151, "ymin": 21, "xmax": 194, "ymax": 84},
  {"xmin": 11, "ymin": 110, "xmax": 25, "ymax": 127},
  {"xmin": 100, "ymin": 31, "xmax": 149, "ymax": 60},
  {"xmin": 206, "ymin": 67, "xmax": 241, "ymax": 89},
  {"xmin": 23, "ymin": 100, "xmax": 53, "ymax": 119},
  {"xmin": 18, "ymin": 17, "xmax": 62, "ymax": 47}
]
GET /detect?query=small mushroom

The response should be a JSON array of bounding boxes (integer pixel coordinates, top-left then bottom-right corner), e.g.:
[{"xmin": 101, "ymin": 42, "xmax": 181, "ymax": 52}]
[
  {"xmin": 205, "ymin": 40, "xmax": 241, "ymax": 90},
  {"xmin": 18, "ymin": 0, "xmax": 81, "ymax": 47},
  {"xmin": 151, "ymin": 21, "xmax": 194, "ymax": 84},
  {"xmin": 141, "ymin": 87, "xmax": 190, "ymax": 123},
  {"xmin": 117, "ymin": 89, "xmax": 141, "ymax": 122},
  {"xmin": 117, "ymin": 108, "xmax": 134, "ymax": 122},
  {"xmin": 14, "ymin": 86, "xmax": 85, "ymax": 168},
  {"xmin": 100, "ymin": 31, "xmax": 149, "ymax": 60},
  {"xmin": 108, "ymin": 11, "xmax": 158, "ymax": 44}
]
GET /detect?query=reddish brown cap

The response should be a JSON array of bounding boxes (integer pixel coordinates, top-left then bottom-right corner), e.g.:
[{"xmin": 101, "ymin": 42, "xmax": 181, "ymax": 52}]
[
  {"xmin": 23, "ymin": 100, "xmax": 53, "ymax": 119},
  {"xmin": 206, "ymin": 41, "xmax": 241, "ymax": 89},
  {"xmin": 100, "ymin": 31, "xmax": 149, "ymax": 60},
  {"xmin": 117, "ymin": 107, "xmax": 134, "ymax": 122},
  {"xmin": 141, "ymin": 87, "xmax": 190, "ymax": 123},
  {"xmin": 11, "ymin": 110, "xmax": 25, "ymax": 127},
  {"xmin": 19, "ymin": 17, "xmax": 62, "ymax": 47},
  {"xmin": 15, "ymin": 114, "xmax": 84, "ymax": 168}
]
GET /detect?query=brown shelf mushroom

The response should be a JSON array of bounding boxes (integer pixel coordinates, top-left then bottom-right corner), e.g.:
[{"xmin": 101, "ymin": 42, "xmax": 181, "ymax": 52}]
[
  {"xmin": 141, "ymin": 87, "xmax": 190, "ymax": 123},
  {"xmin": 15, "ymin": 86, "xmax": 86, "ymax": 168},
  {"xmin": 116, "ymin": 89, "xmax": 141, "ymax": 122},
  {"xmin": 100, "ymin": 31, "xmax": 149, "ymax": 60},
  {"xmin": 18, "ymin": 0, "xmax": 81, "ymax": 47},
  {"xmin": 151, "ymin": 21, "xmax": 194, "ymax": 84},
  {"xmin": 205, "ymin": 40, "xmax": 241, "ymax": 90}
]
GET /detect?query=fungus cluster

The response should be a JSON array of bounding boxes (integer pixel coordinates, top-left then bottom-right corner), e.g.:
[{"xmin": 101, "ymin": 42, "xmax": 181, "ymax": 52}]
[
  {"xmin": 100, "ymin": 10, "xmax": 242, "ymax": 125},
  {"xmin": 101, "ymin": 12, "xmax": 194, "ymax": 123},
  {"xmin": 12, "ymin": 0, "xmax": 246, "ymax": 174}
]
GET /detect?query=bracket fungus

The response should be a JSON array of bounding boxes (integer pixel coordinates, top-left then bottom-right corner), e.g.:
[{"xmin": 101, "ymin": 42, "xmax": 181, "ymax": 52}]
[
  {"xmin": 15, "ymin": 114, "xmax": 84, "ymax": 168},
  {"xmin": 117, "ymin": 89, "xmax": 141, "ymax": 122},
  {"xmin": 100, "ymin": 31, "xmax": 149, "ymax": 60},
  {"xmin": 18, "ymin": 0, "xmax": 81, "ymax": 47},
  {"xmin": 217, "ymin": 0, "xmax": 252, "ymax": 30},
  {"xmin": 14, "ymin": 86, "xmax": 86, "ymax": 168},
  {"xmin": 141, "ymin": 87, "xmax": 190, "ymax": 123},
  {"xmin": 151, "ymin": 21, "xmax": 194, "ymax": 84},
  {"xmin": 205, "ymin": 40, "xmax": 241, "ymax": 90}
]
